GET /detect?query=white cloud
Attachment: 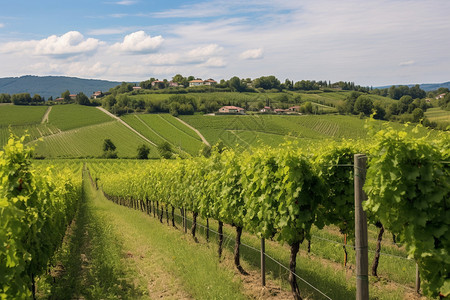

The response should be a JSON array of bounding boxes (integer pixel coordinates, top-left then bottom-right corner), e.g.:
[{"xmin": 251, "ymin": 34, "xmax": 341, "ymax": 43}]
[
  {"xmin": 187, "ymin": 44, "xmax": 223, "ymax": 57},
  {"xmin": 34, "ymin": 31, "xmax": 101, "ymax": 57},
  {"xmin": 104, "ymin": 0, "xmax": 137, "ymax": 5},
  {"xmin": 1, "ymin": 31, "xmax": 102, "ymax": 57},
  {"xmin": 399, "ymin": 60, "xmax": 415, "ymax": 67},
  {"xmin": 115, "ymin": 0, "xmax": 137, "ymax": 5},
  {"xmin": 88, "ymin": 28, "xmax": 128, "ymax": 35},
  {"xmin": 201, "ymin": 57, "xmax": 226, "ymax": 68},
  {"xmin": 111, "ymin": 31, "xmax": 163, "ymax": 53},
  {"xmin": 240, "ymin": 48, "xmax": 263, "ymax": 60},
  {"xmin": 0, "ymin": 23, "xmax": 4, "ymax": 28}
]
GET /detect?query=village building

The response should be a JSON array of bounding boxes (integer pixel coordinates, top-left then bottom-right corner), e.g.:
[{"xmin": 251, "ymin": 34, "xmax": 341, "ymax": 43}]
[
  {"xmin": 132, "ymin": 86, "xmax": 142, "ymax": 90},
  {"xmin": 218, "ymin": 106, "xmax": 245, "ymax": 114},
  {"xmin": 260, "ymin": 106, "xmax": 272, "ymax": 113},
  {"xmin": 92, "ymin": 91, "xmax": 104, "ymax": 99},
  {"xmin": 189, "ymin": 79, "xmax": 204, "ymax": 87},
  {"xmin": 189, "ymin": 78, "xmax": 217, "ymax": 87},
  {"xmin": 151, "ymin": 80, "xmax": 164, "ymax": 87},
  {"xmin": 436, "ymin": 93, "xmax": 447, "ymax": 99}
]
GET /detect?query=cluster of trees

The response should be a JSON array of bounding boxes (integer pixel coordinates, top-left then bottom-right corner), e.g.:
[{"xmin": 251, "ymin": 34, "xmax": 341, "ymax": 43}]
[
  {"xmin": 101, "ymin": 94, "xmax": 198, "ymax": 116},
  {"xmin": 102, "ymin": 139, "xmax": 173, "ymax": 160},
  {"xmin": 122, "ymin": 75, "xmax": 370, "ymax": 94},
  {"xmin": 337, "ymin": 91, "xmax": 431, "ymax": 124},
  {"xmin": 0, "ymin": 93, "xmax": 46, "ymax": 105},
  {"xmin": 0, "ymin": 93, "xmax": 11, "ymax": 103},
  {"xmin": 372, "ymin": 84, "xmax": 426, "ymax": 100}
]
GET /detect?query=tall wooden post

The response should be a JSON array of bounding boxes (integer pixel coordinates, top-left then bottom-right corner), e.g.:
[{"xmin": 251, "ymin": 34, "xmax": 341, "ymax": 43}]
[
  {"xmin": 354, "ymin": 154, "xmax": 369, "ymax": 300},
  {"xmin": 416, "ymin": 263, "xmax": 420, "ymax": 294},
  {"xmin": 261, "ymin": 238, "xmax": 266, "ymax": 286}
]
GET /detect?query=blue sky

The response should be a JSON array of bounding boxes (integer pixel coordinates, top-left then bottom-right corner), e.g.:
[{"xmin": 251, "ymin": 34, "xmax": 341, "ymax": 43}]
[{"xmin": 0, "ymin": 0, "xmax": 449, "ymax": 86}]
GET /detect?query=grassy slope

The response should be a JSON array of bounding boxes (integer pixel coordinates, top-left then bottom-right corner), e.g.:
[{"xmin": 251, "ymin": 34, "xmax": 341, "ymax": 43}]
[
  {"xmin": 179, "ymin": 114, "xmax": 438, "ymax": 149},
  {"xmin": 0, "ymin": 105, "xmax": 57, "ymax": 146},
  {"xmin": 122, "ymin": 114, "xmax": 203, "ymax": 156},
  {"xmin": 0, "ymin": 105, "xmax": 47, "ymax": 126},
  {"xmin": 39, "ymin": 170, "xmax": 248, "ymax": 299},
  {"xmin": 34, "ymin": 121, "xmax": 158, "ymax": 158},
  {"xmin": 48, "ymin": 104, "xmax": 113, "ymax": 131},
  {"xmin": 425, "ymin": 107, "xmax": 450, "ymax": 127}
]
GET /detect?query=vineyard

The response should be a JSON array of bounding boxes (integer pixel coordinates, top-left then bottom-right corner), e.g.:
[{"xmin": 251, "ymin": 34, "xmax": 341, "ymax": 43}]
[
  {"xmin": 88, "ymin": 124, "xmax": 449, "ymax": 299},
  {"xmin": 121, "ymin": 113, "xmax": 204, "ymax": 156},
  {"xmin": 0, "ymin": 136, "xmax": 82, "ymax": 299},
  {"xmin": 1, "ymin": 122, "xmax": 449, "ymax": 299}
]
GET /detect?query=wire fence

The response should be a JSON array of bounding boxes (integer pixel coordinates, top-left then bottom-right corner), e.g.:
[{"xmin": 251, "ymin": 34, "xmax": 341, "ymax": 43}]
[{"xmin": 173, "ymin": 210, "xmax": 334, "ymax": 300}]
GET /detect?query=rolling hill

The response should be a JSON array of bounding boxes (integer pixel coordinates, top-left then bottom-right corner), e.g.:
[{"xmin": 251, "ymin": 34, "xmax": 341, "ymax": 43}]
[{"xmin": 0, "ymin": 75, "xmax": 120, "ymax": 99}]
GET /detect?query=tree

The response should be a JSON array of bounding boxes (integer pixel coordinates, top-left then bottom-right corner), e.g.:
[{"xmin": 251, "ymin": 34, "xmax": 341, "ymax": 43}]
[
  {"xmin": 137, "ymin": 144, "xmax": 151, "ymax": 159},
  {"xmin": 412, "ymin": 108, "xmax": 424, "ymax": 122},
  {"xmin": 158, "ymin": 142, "xmax": 173, "ymax": 159},
  {"xmin": 0, "ymin": 93, "xmax": 11, "ymax": 103},
  {"xmin": 62, "ymin": 90, "xmax": 71, "ymax": 101},
  {"xmin": 354, "ymin": 95, "xmax": 374, "ymax": 116},
  {"xmin": 228, "ymin": 76, "xmax": 246, "ymax": 92},
  {"xmin": 75, "ymin": 92, "xmax": 90, "ymax": 106},
  {"xmin": 102, "ymin": 139, "xmax": 117, "ymax": 158}
]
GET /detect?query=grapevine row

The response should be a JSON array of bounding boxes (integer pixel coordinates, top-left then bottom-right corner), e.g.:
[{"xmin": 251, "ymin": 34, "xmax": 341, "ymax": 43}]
[
  {"xmin": 0, "ymin": 135, "xmax": 82, "ymax": 299},
  {"xmin": 91, "ymin": 125, "xmax": 449, "ymax": 299}
]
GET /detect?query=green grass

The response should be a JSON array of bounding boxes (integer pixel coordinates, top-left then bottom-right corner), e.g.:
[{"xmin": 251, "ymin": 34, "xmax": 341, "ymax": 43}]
[
  {"xmin": 33, "ymin": 121, "xmax": 158, "ymax": 158},
  {"xmin": 48, "ymin": 104, "xmax": 113, "ymax": 131},
  {"xmin": 0, "ymin": 105, "xmax": 48, "ymax": 126},
  {"xmin": 425, "ymin": 107, "xmax": 450, "ymax": 128},
  {"xmin": 179, "ymin": 114, "xmax": 437, "ymax": 150},
  {"xmin": 67, "ymin": 170, "xmax": 249, "ymax": 299},
  {"xmin": 0, "ymin": 123, "xmax": 61, "ymax": 147},
  {"xmin": 122, "ymin": 114, "xmax": 203, "ymax": 156},
  {"xmin": 180, "ymin": 215, "xmax": 420, "ymax": 300}
]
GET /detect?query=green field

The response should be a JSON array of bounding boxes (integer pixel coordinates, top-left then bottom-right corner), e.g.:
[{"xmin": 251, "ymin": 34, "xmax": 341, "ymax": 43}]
[
  {"xmin": 179, "ymin": 114, "xmax": 438, "ymax": 150},
  {"xmin": 179, "ymin": 114, "xmax": 368, "ymax": 148},
  {"xmin": 48, "ymin": 104, "xmax": 113, "ymax": 131},
  {"xmin": 33, "ymin": 121, "xmax": 158, "ymax": 158},
  {"xmin": 425, "ymin": 107, "xmax": 450, "ymax": 128},
  {"xmin": 0, "ymin": 105, "xmax": 48, "ymax": 126},
  {"xmin": 121, "ymin": 113, "xmax": 204, "ymax": 156}
]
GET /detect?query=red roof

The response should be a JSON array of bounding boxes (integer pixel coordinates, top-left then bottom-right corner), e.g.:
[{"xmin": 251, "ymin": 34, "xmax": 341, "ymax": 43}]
[
  {"xmin": 221, "ymin": 106, "xmax": 244, "ymax": 110},
  {"xmin": 189, "ymin": 79, "xmax": 204, "ymax": 83}
]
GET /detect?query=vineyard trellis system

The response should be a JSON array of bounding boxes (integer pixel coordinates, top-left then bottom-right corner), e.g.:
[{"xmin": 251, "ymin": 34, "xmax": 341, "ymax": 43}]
[{"xmin": 88, "ymin": 125, "xmax": 449, "ymax": 300}]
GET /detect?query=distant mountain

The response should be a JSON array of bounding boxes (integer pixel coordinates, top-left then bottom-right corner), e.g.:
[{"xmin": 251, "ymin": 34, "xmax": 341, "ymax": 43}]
[
  {"xmin": 0, "ymin": 75, "xmax": 121, "ymax": 99},
  {"xmin": 375, "ymin": 81, "xmax": 450, "ymax": 92}
]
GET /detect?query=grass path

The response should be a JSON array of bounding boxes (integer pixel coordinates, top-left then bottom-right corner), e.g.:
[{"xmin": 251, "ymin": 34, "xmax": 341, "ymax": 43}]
[
  {"xmin": 38, "ymin": 171, "xmax": 248, "ymax": 299},
  {"xmin": 96, "ymin": 107, "xmax": 157, "ymax": 146},
  {"xmin": 41, "ymin": 106, "xmax": 52, "ymax": 123}
]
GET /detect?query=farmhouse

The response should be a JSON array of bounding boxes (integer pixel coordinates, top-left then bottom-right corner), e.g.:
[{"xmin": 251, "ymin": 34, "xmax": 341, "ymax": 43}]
[
  {"xmin": 203, "ymin": 79, "xmax": 217, "ymax": 86},
  {"xmin": 218, "ymin": 106, "xmax": 245, "ymax": 114},
  {"xmin": 274, "ymin": 108, "xmax": 290, "ymax": 114},
  {"xmin": 168, "ymin": 81, "xmax": 179, "ymax": 87},
  {"xmin": 151, "ymin": 80, "xmax": 164, "ymax": 87},
  {"xmin": 132, "ymin": 86, "xmax": 142, "ymax": 90},
  {"xmin": 289, "ymin": 106, "xmax": 301, "ymax": 112},
  {"xmin": 69, "ymin": 94, "xmax": 77, "ymax": 100},
  {"xmin": 189, "ymin": 78, "xmax": 217, "ymax": 87},
  {"xmin": 189, "ymin": 79, "xmax": 204, "ymax": 87},
  {"xmin": 260, "ymin": 106, "xmax": 272, "ymax": 113},
  {"xmin": 436, "ymin": 93, "xmax": 446, "ymax": 99},
  {"xmin": 92, "ymin": 91, "xmax": 104, "ymax": 99}
]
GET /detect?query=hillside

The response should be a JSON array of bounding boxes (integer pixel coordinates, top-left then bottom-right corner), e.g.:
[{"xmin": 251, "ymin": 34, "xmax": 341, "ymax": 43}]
[{"xmin": 0, "ymin": 75, "xmax": 120, "ymax": 99}]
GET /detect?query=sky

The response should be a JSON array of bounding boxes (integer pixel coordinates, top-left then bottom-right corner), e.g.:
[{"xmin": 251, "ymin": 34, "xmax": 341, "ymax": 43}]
[{"xmin": 0, "ymin": 0, "xmax": 449, "ymax": 86}]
